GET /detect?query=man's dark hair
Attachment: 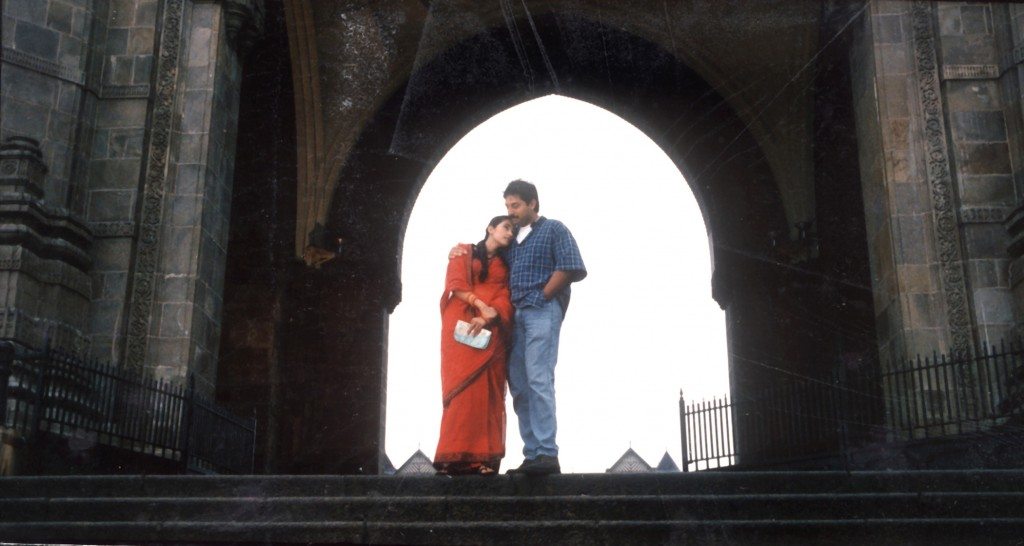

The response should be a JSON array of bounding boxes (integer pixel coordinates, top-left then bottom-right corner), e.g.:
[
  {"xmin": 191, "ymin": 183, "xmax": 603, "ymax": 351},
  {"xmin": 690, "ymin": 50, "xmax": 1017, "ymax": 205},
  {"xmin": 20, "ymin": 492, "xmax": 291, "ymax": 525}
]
[{"xmin": 503, "ymin": 179, "xmax": 539, "ymax": 213}]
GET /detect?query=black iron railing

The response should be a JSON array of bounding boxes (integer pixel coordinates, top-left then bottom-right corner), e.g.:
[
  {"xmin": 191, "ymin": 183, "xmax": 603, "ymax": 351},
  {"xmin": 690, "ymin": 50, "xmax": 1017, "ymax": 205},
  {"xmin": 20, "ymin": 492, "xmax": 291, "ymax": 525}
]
[
  {"xmin": 884, "ymin": 340, "xmax": 1023, "ymax": 439},
  {"xmin": 680, "ymin": 340, "xmax": 1024, "ymax": 471},
  {"xmin": 1, "ymin": 344, "xmax": 255, "ymax": 474}
]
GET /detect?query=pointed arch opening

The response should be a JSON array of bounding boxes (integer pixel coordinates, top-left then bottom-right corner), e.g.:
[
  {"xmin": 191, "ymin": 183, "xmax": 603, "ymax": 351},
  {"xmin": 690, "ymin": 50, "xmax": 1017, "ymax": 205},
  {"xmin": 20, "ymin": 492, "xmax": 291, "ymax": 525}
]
[{"xmin": 385, "ymin": 95, "xmax": 727, "ymax": 473}]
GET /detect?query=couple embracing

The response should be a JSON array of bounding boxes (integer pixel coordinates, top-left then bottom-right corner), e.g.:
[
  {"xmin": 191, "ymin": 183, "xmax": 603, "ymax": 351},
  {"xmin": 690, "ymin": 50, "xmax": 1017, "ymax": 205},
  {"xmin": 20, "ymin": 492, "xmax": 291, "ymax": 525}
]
[{"xmin": 434, "ymin": 180, "xmax": 587, "ymax": 476}]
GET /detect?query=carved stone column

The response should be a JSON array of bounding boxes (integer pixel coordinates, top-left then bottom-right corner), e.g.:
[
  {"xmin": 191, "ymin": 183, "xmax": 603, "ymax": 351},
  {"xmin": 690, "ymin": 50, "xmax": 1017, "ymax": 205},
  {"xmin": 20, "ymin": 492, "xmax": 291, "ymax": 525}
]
[
  {"xmin": 1000, "ymin": 3, "xmax": 1024, "ymax": 337},
  {"xmin": 0, "ymin": 137, "xmax": 91, "ymax": 351},
  {"xmin": 852, "ymin": 1, "xmax": 963, "ymax": 370},
  {"xmin": 121, "ymin": 0, "xmax": 263, "ymax": 393},
  {"xmin": 851, "ymin": 1, "xmax": 1024, "ymax": 434}
]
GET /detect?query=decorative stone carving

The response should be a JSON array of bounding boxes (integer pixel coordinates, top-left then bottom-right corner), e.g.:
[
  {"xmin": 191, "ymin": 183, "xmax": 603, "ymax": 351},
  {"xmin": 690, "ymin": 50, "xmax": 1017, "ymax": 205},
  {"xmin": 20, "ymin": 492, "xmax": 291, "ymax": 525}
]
[
  {"xmin": 911, "ymin": 2, "xmax": 974, "ymax": 361},
  {"xmin": 0, "ymin": 47, "xmax": 85, "ymax": 85},
  {"xmin": 89, "ymin": 221, "xmax": 136, "ymax": 238},
  {"xmin": 0, "ymin": 138, "xmax": 91, "ymax": 267},
  {"xmin": 941, "ymin": 64, "xmax": 999, "ymax": 81},
  {"xmin": 123, "ymin": 0, "xmax": 186, "ymax": 370},
  {"xmin": 99, "ymin": 85, "xmax": 152, "ymax": 100},
  {"xmin": 960, "ymin": 207, "xmax": 1011, "ymax": 225},
  {"xmin": 0, "ymin": 137, "xmax": 47, "ymax": 199},
  {"xmin": 0, "ymin": 251, "xmax": 92, "ymax": 299},
  {"xmin": 0, "ymin": 137, "xmax": 92, "ymax": 353},
  {"xmin": 223, "ymin": 0, "xmax": 265, "ymax": 54}
]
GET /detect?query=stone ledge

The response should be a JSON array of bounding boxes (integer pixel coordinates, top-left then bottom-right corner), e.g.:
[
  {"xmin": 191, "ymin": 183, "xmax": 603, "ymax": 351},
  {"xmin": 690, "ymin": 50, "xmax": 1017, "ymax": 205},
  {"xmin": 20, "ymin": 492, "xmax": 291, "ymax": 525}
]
[
  {"xmin": 960, "ymin": 206, "xmax": 1011, "ymax": 225},
  {"xmin": 0, "ymin": 246, "xmax": 92, "ymax": 298},
  {"xmin": 0, "ymin": 47, "xmax": 85, "ymax": 85},
  {"xmin": 0, "ymin": 307, "xmax": 88, "ymax": 352}
]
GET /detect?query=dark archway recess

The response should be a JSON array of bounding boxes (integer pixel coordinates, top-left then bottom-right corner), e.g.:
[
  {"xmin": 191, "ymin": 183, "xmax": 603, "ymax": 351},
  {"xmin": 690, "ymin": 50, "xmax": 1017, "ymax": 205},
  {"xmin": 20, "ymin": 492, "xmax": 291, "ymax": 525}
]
[
  {"xmin": 216, "ymin": 1, "xmax": 298, "ymax": 474},
  {"xmin": 220, "ymin": 8, "xmax": 878, "ymax": 473}
]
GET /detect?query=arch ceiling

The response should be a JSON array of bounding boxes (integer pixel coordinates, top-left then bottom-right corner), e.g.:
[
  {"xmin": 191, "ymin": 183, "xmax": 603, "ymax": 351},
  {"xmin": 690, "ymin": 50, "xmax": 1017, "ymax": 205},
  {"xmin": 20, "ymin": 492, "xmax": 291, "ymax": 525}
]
[{"xmin": 284, "ymin": 0, "xmax": 836, "ymax": 255}]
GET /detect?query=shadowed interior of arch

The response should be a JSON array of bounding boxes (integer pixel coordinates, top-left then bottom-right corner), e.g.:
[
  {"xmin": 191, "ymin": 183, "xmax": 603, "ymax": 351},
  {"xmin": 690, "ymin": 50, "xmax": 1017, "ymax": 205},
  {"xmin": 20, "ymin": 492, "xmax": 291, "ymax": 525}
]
[{"xmin": 385, "ymin": 95, "xmax": 729, "ymax": 474}]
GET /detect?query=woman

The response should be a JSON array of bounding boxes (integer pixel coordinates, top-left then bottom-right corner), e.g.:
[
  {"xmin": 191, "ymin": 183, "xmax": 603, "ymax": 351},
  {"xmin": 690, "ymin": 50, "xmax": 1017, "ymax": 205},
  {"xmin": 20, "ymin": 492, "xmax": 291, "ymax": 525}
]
[{"xmin": 434, "ymin": 216, "xmax": 515, "ymax": 476}]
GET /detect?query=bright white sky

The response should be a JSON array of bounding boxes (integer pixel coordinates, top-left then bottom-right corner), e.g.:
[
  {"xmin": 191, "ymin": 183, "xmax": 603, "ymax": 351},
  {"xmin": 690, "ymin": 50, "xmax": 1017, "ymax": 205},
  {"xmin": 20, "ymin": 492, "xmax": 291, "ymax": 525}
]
[{"xmin": 385, "ymin": 95, "xmax": 728, "ymax": 473}]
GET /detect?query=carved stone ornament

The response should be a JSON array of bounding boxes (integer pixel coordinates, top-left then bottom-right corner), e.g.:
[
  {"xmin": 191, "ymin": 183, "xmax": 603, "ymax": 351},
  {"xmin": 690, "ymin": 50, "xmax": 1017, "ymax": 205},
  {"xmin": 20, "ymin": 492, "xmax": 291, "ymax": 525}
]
[
  {"xmin": 911, "ymin": 1, "xmax": 974, "ymax": 361},
  {"xmin": 223, "ymin": 0, "xmax": 265, "ymax": 54},
  {"xmin": 960, "ymin": 207, "xmax": 1011, "ymax": 225},
  {"xmin": 0, "ymin": 47, "xmax": 85, "ymax": 85},
  {"xmin": 941, "ymin": 64, "xmax": 999, "ymax": 81},
  {"xmin": 123, "ymin": 0, "xmax": 186, "ymax": 370}
]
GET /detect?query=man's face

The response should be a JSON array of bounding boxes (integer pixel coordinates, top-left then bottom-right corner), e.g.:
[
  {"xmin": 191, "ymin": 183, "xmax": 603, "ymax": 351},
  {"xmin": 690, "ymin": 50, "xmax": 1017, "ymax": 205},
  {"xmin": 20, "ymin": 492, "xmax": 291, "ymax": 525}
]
[{"xmin": 505, "ymin": 195, "xmax": 538, "ymax": 227}]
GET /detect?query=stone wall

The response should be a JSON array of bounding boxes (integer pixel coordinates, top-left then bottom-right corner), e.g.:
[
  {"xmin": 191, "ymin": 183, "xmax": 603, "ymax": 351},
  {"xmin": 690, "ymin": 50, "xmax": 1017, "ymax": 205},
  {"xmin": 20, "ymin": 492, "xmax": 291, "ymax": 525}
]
[
  {"xmin": 1001, "ymin": 4, "xmax": 1024, "ymax": 340},
  {"xmin": 1, "ymin": 0, "xmax": 98, "ymax": 352},
  {"xmin": 938, "ymin": 3, "xmax": 1017, "ymax": 347},
  {"xmin": 851, "ymin": 1, "xmax": 1024, "ymax": 431},
  {"xmin": 85, "ymin": 0, "xmax": 156, "ymax": 364},
  {"xmin": 851, "ymin": 1, "xmax": 1023, "ymax": 362},
  {"xmin": 1, "ymin": 0, "xmax": 261, "ymax": 397}
]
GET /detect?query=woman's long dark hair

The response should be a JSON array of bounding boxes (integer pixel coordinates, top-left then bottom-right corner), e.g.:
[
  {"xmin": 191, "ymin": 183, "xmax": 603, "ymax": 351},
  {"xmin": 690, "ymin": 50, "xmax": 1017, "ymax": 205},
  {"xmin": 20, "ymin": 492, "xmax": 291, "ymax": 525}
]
[{"xmin": 473, "ymin": 215, "xmax": 511, "ymax": 282}]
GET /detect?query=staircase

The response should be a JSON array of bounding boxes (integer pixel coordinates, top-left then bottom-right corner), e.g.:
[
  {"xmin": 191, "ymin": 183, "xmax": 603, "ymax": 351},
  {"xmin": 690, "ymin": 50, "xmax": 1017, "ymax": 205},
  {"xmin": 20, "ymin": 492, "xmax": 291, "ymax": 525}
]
[{"xmin": 2, "ymin": 470, "xmax": 1023, "ymax": 544}]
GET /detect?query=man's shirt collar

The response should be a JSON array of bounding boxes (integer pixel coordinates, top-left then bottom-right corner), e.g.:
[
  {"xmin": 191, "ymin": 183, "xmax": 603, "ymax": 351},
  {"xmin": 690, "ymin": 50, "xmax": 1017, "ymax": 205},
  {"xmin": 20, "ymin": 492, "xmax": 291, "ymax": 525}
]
[{"xmin": 514, "ymin": 216, "xmax": 546, "ymax": 244}]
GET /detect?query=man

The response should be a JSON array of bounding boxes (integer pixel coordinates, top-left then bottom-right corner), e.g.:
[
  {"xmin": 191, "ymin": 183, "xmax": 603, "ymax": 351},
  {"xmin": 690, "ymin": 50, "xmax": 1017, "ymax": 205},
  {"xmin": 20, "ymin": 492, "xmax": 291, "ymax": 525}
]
[{"xmin": 456, "ymin": 180, "xmax": 586, "ymax": 475}]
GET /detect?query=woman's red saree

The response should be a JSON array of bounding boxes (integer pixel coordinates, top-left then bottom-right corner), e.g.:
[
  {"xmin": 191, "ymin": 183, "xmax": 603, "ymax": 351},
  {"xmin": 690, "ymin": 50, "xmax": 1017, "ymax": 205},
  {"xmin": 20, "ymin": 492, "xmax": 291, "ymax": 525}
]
[{"xmin": 434, "ymin": 245, "xmax": 512, "ymax": 473}]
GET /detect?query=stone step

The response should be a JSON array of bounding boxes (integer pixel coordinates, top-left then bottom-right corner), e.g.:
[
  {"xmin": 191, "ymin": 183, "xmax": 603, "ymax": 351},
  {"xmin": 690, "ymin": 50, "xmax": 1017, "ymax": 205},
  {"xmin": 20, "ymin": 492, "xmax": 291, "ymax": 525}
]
[
  {"xmin": 2, "ymin": 492, "xmax": 1022, "ymax": 523},
  {"xmin": 3, "ymin": 519, "xmax": 1024, "ymax": 545},
  {"xmin": 4, "ymin": 471, "xmax": 1023, "ymax": 544},
  {"xmin": 3, "ymin": 470, "xmax": 1023, "ymax": 498}
]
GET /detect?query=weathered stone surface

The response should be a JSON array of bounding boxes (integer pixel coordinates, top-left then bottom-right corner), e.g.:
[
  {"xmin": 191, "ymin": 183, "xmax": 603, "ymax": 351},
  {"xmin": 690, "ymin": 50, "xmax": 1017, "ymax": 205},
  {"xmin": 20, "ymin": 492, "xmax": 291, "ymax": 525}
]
[
  {"xmin": 961, "ymin": 5, "xmax": 993, "ymax": 35},
  {"xmin": 958, "ymin": 142, "xmax": 1012, "ymax": 175},
  {"xmin": 87, "ymin": 189, "xmax": 134, "ymax": 222},
  {"xmin": 46, "ymin": 2, "xmax": 74, "ymax": 35},
  {"xmin": 951, "ymin": 111, "xmax": 1007, "ymax": 142},
  {"xmin": 959, "ymin": 175, "xmax": 1014, "ymax": 206},
  {"xmin": 2, "ymin": 65, "xmax": 59, "ymax": 107},
  {"xmin": 14, "ymin": 21, "xmax": 60, "ymax": 60},
  {"xmin": 2, "ymin": 99, "xmax": 50, "ymax": 141},
  {"xmin": 6, "ymin": 0, "xmax": 47, "ymax": 26}
]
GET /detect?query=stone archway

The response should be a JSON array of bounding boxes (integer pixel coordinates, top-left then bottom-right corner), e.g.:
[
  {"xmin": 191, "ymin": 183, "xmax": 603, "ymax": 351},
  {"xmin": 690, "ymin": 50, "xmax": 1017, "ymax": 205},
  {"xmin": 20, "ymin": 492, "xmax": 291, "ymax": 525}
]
[{"xmin": 218, "ymin": 3, "xmax": 876, "ymax": 474}]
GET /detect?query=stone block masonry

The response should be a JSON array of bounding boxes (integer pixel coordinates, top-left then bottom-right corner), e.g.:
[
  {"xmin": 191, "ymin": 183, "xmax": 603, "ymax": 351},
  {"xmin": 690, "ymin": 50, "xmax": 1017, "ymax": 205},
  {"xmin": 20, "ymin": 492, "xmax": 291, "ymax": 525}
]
[{"xmin": 1, "ymin": 0, "xmax": 262, "ymax": 396}]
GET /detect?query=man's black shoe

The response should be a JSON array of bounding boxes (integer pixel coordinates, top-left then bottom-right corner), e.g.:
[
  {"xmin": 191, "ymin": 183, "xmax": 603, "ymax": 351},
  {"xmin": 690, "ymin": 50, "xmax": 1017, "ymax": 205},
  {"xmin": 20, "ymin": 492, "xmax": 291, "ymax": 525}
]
[
  {"xmin": 506, "ymin": 458, "xmax": 535, "ymax": 474},
  {"xmin": 522, "ymin": 455, "xmax": 560, "ymax": 476}
]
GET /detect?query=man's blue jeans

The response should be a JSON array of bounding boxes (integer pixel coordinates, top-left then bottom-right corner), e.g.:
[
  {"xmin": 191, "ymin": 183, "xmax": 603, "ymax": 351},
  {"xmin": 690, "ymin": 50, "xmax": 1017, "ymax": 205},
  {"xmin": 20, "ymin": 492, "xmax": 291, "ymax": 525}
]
[{"xmin": 508, "ymin": 298, "xmax": 564, "ymax": 459}]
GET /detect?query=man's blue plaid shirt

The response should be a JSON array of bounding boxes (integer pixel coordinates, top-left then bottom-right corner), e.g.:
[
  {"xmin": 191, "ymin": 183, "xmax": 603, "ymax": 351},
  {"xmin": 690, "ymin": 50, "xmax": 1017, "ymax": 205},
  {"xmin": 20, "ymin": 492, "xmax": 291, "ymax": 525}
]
[{"xmin": 505, "ymin": 216, "xmax": 587, "ymax": 311}]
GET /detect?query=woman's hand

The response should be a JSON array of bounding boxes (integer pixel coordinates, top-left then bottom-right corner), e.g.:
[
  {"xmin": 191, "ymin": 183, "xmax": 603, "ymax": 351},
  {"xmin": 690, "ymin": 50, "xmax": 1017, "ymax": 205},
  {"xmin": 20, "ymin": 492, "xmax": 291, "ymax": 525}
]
[
  {"xmin": 468, "ymin": 316, "xmax": 488, "ymax": 336},
  {"xmin": 479, "ymin": 305, "xmax": 498, "ymax": 323}
]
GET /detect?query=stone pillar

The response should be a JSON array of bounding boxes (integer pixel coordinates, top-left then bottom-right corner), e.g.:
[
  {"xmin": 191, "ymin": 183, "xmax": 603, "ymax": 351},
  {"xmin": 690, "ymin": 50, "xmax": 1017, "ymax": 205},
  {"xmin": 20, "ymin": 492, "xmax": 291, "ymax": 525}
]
[
  {"xmin": 1000, "ymin": 4, "xmax": 1024, "ymax": 337},
  {"xmin": 278, "ymin": 265, "xmax": 389, "ymax": 475},
  {"xmin": 934, "ymin": 3, "xmax": 1018, "ymax": 347},
  {"xmin": 852, "ymin": 1, "xmax": 979, "ymax": 366},
  {"xmin": 83, "ymin": 0, "xmax": 159, "ymax": 364},
  {"xmin": 120, "ymin": 0, "xmax": 262, "ymax": 393},
  {"xmin": 852, "ymin": 1, "xmax": 1024, "ymax": 432},
  {"xmin": 1, "ymin": 0, "xmax": 98, "ymax": 351}
]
